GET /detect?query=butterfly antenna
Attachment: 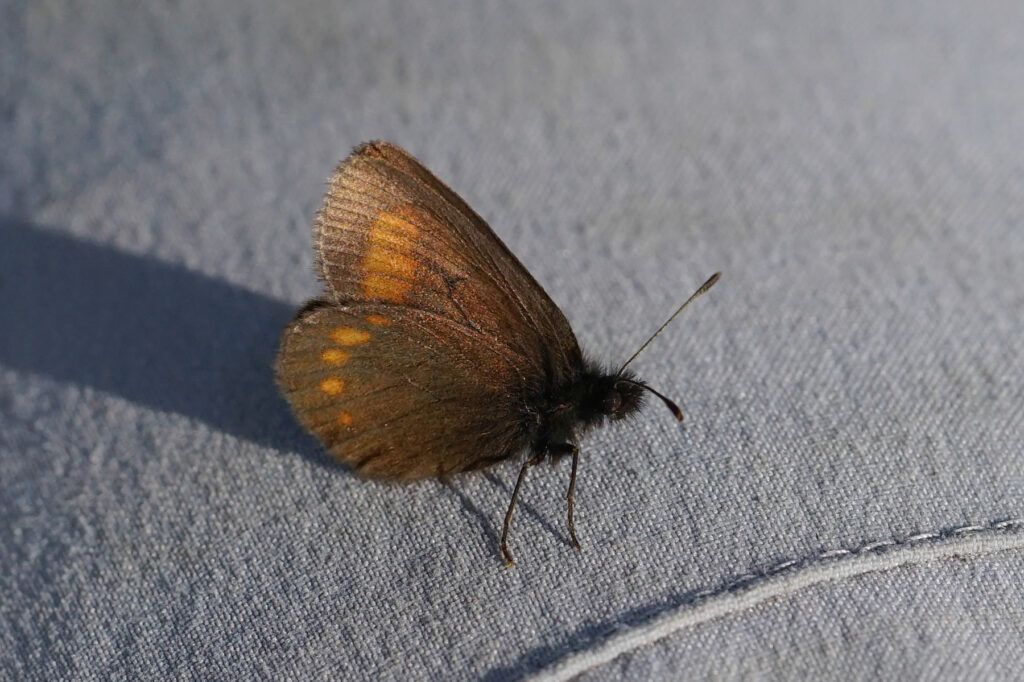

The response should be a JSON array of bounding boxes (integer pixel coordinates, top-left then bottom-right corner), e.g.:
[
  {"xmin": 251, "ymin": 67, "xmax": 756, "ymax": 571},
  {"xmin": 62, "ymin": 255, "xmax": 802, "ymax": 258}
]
[
  {"xmin": 617, "ymin": 272, "xmax": 721, "ymax": 375},
  {"xmin": 617, "ymin": 378, "xmax": 685, "ymax": 421}
]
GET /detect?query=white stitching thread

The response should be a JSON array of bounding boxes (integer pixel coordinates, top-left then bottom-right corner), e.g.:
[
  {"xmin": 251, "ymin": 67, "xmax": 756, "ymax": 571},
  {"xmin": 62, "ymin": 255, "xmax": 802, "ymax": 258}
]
[
  {"xmin": 531, "ymin": 517, "xmax": 1024, "ymax": 682},
  {"xmin": 951, "ymin": 525, "xmax": 986, "ymax": 535},
  {"xmin": 678, "ymin": 518, "xmax": 1022, "ymax": 605},
  {"xmin": 767, "ymin": 559, "xmax": 799, "ymax": 574}
]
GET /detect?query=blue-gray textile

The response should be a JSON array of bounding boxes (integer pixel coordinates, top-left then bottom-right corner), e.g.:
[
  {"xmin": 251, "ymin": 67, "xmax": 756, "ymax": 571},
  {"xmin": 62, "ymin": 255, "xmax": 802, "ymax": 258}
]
[{"xmin": 2, "ymin": 1, "xmax": 1022, "ymax": 679}]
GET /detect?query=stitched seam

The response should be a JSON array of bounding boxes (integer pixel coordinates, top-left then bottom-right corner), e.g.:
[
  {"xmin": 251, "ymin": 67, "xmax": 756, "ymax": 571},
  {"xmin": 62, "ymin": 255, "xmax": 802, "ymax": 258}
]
[
  {"xmin": 680, "ymin": 518, "xmax": 1023, "ymax": 608},
  {"xmin": 529, "ymin": 517, "xmax": 1023, "ymax": 682}
]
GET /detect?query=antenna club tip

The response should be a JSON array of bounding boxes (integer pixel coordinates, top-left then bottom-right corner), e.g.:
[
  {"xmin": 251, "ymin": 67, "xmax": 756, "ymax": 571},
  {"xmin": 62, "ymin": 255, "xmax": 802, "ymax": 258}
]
[
  {"xmin": 658, "ymin": 393, "xmax": 685, "ymax": 422},
  {"xmin": 617, "ymin": 271, "xmax": 721, "ymax": 373}
]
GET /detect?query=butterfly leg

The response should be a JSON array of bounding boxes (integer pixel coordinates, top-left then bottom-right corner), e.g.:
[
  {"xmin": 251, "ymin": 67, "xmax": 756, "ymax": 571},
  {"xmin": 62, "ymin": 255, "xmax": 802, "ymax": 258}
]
[
  {"xmin": 500, "ymin": 452, "xmax": 543, "ymax": 567},
  {"xmin": 546, "ymin": 442, "xmax": 583, "ymax": 550},
  {"xmin": 566, "ymin": 444, "xmax": 582, "ymax": 550}
]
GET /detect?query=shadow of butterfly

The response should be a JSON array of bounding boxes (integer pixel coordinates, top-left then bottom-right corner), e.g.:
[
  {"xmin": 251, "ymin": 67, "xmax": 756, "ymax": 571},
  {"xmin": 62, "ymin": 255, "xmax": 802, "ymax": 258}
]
[{"xmin": 275, "ymin": 141, "xmax": 719, "ymax": 565}]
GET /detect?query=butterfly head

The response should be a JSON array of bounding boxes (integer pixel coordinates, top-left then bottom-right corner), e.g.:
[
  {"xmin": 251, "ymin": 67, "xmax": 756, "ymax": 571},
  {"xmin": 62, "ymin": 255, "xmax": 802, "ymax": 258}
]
[
  {"xmin": 610, "ymin": 374, "xmax": 685, "ymax": 422},
  {"xmin": 600, "ymin": 375, "xmax": 646, "ymax": 421},
  {"xmin": 572, "ymin": 367, "xmax": 683, "ymax": 425}
]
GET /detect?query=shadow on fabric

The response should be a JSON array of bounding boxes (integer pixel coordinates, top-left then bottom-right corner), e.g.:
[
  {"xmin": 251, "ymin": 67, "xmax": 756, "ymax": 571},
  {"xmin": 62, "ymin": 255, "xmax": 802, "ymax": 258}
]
[
  {"xmin": 0, "ymin": 218, "xmax": 563, "ymax": 562},
  {"xmin": 0, "ymin": 218, "xmax": 331, "ymax": 464}
]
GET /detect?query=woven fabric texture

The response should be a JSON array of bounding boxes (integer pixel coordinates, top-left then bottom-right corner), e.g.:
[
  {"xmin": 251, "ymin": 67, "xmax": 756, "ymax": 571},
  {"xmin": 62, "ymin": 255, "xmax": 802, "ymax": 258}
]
[{"xmin": 2, "ymin": 1, "xmax": 1023, "ymax": 679}]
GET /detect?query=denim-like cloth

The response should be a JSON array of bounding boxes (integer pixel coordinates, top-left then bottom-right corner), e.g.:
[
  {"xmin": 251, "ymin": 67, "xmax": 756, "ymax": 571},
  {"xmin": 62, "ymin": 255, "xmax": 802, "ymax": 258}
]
[
  {"xmin": 579, "ymin": 547, "xmax": 1024, "ymax": 681},
  {"xmin": 2, "ymin": 1, "xmax": 1023, "ymax": 680}
]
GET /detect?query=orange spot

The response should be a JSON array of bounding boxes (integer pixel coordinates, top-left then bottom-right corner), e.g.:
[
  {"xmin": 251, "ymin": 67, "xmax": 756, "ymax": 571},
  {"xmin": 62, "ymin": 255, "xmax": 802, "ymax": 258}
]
[
  {"xmin": 365, "ymin": 314, "xmax": 390, "ymax": 326},
  {"xmin": 331, "ymin": 327, "xmax": 371, "ymax": 345},
  {"xmin": 362, "ymin": 207, "xmax": 421, "ymax": 302},
  {"xmin": 375, "ymin": 209, "xmax": 420, "ymax": 237},
  {"xmin": 363, "ymin": 248, "xmax": 417, "ymax": 279},
  {"xmin": 337, "ymin": 411, "xmax": 353, "ymax": 426},
  {"xmin": 320, "ymin": 377, "xmax": 344, "ymax": 395},
  {"xmin": 364, "ymin": 274, "xmax": 410, "ymax": 302},
  {"xmin": 321, "ymin": 348, "xmax": 349, "ymax": 365}
]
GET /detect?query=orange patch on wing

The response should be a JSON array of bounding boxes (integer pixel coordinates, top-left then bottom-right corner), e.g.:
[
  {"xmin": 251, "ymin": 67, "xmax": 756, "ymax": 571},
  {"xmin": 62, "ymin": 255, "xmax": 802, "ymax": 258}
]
[
  {"xmin": 363, "ymin": 273, "xmax": 409, "ymax": 302},
  {"xmin": 320, "ymin": 377, "xmax": 345, "ymax": 395},
  {"xmin": 321, "ymin": 348, "xmax": 349, "ymax": 365},
  {"xmin": 331, "ymin": 327, "xmax": 371, "ymax": 345},
  {"xmin": 363, "ymin": 248, "xmax": 417, "ymax": 279},
  {"xmin": 337, "ymin": 411, "xmax": 353, "ymax": 426},
  {"xmin": 362, "ymin": 207, "xmax": 421, "ymax": 302},
  {"xmin": 365, "ymin": 314, "xmax": 390, "ymax": 326}
]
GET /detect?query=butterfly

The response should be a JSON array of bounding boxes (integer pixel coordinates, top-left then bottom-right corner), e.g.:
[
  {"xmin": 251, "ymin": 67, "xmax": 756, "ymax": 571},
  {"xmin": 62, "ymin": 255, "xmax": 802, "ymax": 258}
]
[{"xmin": 275, "ymin": 141, "xmax": 719, "ymax": 565}]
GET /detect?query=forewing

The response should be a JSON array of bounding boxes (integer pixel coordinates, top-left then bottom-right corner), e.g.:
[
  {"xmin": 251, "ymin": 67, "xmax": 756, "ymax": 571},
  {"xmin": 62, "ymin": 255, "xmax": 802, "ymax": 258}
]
[
  {"xmin": 313, "ymin": 141, "xmax": 581, "ymax": 385},
  {"xmin": 275, "ymin": 300, "xmax": 530, "ymax": 480}
]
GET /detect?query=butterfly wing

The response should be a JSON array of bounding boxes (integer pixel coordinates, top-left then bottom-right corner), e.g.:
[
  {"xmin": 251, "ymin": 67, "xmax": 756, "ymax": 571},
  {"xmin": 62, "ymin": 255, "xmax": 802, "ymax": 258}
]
[
  {"xmin": 275, "ymin": 300, "xmax": 532, "ymax": 480},
  {"xmin": 278, "ymin": 141, "xmax": 583, "ymax": 479},
  {"xmin": 313, "ymin": 141, "xmax": 582, "ymax": 384}
]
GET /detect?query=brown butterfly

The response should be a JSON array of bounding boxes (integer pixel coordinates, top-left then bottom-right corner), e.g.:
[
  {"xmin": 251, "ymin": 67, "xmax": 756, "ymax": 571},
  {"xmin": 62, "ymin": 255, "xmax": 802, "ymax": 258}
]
[{"xmin": 275, "ymin": 141, "xmax": 719, "ymax": 565}]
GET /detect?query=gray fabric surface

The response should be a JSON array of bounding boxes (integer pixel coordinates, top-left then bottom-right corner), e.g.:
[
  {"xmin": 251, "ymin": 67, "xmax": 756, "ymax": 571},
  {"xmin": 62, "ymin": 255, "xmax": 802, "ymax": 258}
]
[
  {"xmin": 580, "ymin": 546, "xmax": 1024, "ymax": 681},
  {"xmin": 2, "ymin": 1, "xmax": 1023, "ymax": 679}
]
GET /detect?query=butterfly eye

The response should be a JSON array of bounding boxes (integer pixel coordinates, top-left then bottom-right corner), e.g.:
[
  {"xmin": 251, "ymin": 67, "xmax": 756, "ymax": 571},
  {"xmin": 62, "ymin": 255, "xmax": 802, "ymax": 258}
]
[{"xmin": 602, "ymin": 390, "xmax": 622, "ymax": 416}]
